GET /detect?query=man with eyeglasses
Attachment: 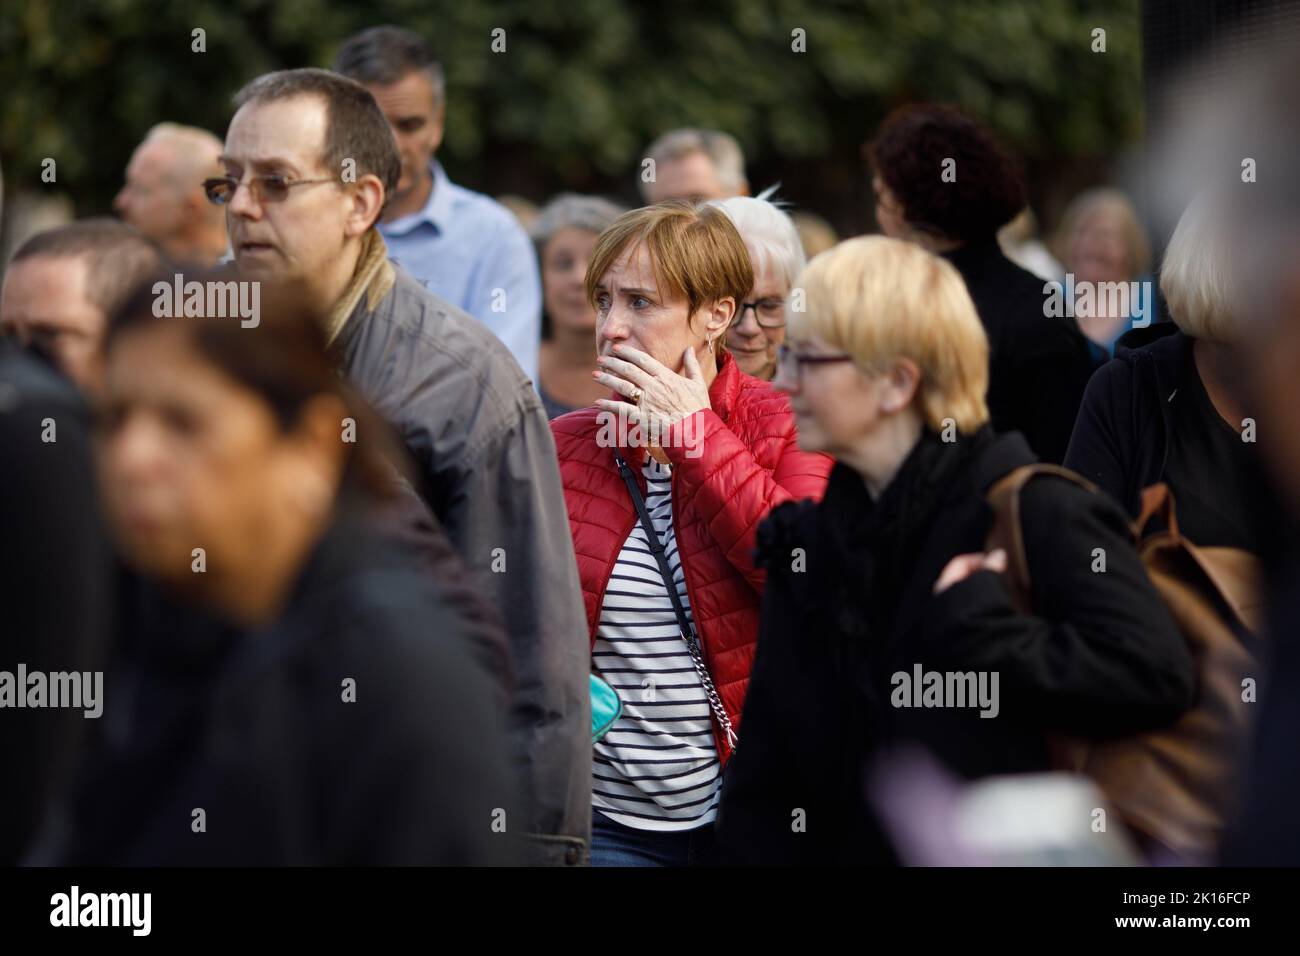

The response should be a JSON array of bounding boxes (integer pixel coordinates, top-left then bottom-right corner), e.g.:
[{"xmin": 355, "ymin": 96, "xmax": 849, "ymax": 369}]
[{"xmin": 213, "ymin": 67, "xmax": 591, "ymax": 867}]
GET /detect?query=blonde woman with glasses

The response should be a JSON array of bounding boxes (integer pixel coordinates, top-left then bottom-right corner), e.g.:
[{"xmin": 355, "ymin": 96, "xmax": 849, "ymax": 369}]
[{"xmin": 717, "ymin": 236, "xmax": 1194, "ymax": 865}]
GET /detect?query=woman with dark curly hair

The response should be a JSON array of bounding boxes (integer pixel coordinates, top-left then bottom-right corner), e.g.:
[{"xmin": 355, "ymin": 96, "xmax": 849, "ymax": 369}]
[{"xmin": 866, "ymin": 103, "xmax": 1097, "ymax": 464}]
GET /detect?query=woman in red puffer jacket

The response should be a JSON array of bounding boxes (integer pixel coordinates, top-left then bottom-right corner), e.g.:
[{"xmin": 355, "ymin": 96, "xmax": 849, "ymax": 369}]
[{"xmin": 551, "ymin": 201, "xmax": 831, "ymax": 866}]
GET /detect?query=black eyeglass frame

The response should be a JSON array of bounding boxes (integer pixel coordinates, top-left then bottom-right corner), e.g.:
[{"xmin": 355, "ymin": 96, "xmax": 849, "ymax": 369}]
[
  {"xmin": 735, "ymin": 298, "xmax": 790, "ymax": 329},
  {"xmin": 776, "ymin": 344, "xmax": 856, "ymax": 381}
]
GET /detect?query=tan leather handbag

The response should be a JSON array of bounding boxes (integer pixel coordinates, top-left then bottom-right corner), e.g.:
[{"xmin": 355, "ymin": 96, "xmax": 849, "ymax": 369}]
[{"xmin": 985, "ymin": 468, "xmax": 1263, "ymax": 862}]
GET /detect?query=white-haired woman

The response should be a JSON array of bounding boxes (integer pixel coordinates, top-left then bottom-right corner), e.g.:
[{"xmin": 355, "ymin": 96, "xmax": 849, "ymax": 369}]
[
  {"xmin": 708, "ymin": 193, "xmax": 807, "ymax": 381},
  {"xmin": 1065, "ymin": 195, "xmax": 1260, "ymax": 551},
  {"xmin": 532, "ymin": 193, "xmax": 626, "ymax": 418}
]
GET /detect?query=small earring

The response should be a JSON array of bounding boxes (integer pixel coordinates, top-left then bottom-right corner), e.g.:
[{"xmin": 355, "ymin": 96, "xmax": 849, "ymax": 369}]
[{"xmin": 707, "ymin": 337, "xmax": 715, "ymax": 354}]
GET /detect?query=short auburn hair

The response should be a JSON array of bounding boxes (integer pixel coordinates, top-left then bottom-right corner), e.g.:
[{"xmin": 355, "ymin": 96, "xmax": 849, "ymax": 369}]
[
  {"xmin": 791, "ymin": 236, "xmax": 990, "ymax": 434},
  {"xmin": 585, "ymin": 201, "xmax": 753, "ymax": 327}
]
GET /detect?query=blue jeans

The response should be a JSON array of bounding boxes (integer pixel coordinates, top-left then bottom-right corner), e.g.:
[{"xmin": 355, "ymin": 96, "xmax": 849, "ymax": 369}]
[{"xmin": 590, "ymin": 810, "xmax": 717, "ymax": 867}]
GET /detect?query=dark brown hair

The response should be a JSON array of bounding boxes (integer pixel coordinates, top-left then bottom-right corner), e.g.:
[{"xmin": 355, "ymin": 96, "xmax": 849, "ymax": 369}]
[
  {"xmin": 333, "ymin": 25, "xmax": 445, "ymax": 108},
  {"xmin": 104, "ymin": 269, "xmax": 406, "ymax": 502},
  {"xmin": 232, "ymin": 68, "xmax": 401, "ymax": 221},
  {"xmin": 866, "ymin": 103, "xmax": 1026, "ymax": 243}
]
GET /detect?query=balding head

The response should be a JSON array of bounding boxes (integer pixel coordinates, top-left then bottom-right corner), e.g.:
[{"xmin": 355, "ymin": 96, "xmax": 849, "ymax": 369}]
[
  {"xmin": 114, "ymin": 123, "xmax": 228, "ymax": 264},
  {"xmin": 144, "ymin": 123, "xmax": 224, "ymax": 188}
]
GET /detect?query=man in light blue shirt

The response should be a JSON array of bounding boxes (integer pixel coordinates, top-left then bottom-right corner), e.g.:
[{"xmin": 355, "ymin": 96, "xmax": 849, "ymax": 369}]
[{"xmin": 334, "ymin": 26, "xmax": 541, "ymax": 384}]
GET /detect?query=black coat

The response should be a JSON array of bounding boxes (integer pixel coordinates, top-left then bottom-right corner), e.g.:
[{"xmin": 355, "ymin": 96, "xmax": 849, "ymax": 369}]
[
  {"xmin": 716, "ymin": 428, "xmax": 1194, "ymax": 865},
  {"xmin": 1065, "ymin": 322, "xmax": 1268, "ymax": 553},
  {"xmin": 0, "ymin": 345, "xmax": 110, "ymax": 864},
  {"xmin": 1224, "ymin": 539, "xmax": 1300, "ymax": 864},
  {"xmin": 1064, "ymin": 322, "xmax": 1186, "ymax": 518},
  {"xmin": 944, "ymin": 236, "xmax": 1098, "ymax": 464},
  {"xmin": 43, "ymin": 509, "xmax": 519, "ymax": 866},
  {"xmin": 1218, "ymin": 439, "xmax": 1300, "ymax": 864}
]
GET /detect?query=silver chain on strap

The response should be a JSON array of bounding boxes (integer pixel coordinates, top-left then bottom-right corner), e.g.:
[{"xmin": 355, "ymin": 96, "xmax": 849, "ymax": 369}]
[
  {"xmin": 613, "ymin": 450, "xmax": 738, "ymax": 752},
  {"xmin": 680, "ymin": 628, "xmax": 738, "ymax": 750}
]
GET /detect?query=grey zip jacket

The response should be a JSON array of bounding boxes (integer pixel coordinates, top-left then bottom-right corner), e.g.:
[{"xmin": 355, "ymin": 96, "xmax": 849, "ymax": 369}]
[{"xmin": 326, "ymin": 230, "xmax": 591, "ymax": 865}]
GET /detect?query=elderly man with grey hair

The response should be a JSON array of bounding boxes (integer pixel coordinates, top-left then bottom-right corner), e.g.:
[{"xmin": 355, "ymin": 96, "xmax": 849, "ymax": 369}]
[
  {"xmin": 114, "ymin": 123, "xmax": 228, "ymax": 265},
  {"xmin": 531, "ymin": 193, "xmax": 625, "ymax": 418},
  {"xmin": 639, "ymin": 128, "xmax": 749, "ymax": 204}
]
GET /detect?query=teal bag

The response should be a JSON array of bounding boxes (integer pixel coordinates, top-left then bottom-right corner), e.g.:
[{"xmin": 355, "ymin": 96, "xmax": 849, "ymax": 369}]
[{"xmin": 590, "ymin": 674, "xmax": 622, "ymax": 743}]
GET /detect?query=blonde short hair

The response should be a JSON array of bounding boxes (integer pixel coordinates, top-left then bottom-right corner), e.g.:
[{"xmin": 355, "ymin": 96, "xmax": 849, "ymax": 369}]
[
  {"xmin": 1159, "ymin": 195, "xmax": 1237, "ymax": 343},
  {"xmin": 586, "ymin": 201, "xmax": 753, "ymax": 324},
  {"xmin": 790, "ymin": 236, "xmax": 990, "ymax": 433}
]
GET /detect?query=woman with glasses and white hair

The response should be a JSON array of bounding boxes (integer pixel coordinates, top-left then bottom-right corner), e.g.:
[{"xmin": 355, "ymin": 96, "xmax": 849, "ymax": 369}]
[
  {"xmin": 707, "ymin": 192, "xmax": 807, "ymax": 381},
  {"xmin": 716, "ymin": 236, "xmax": 1193, "ymax": 864}
]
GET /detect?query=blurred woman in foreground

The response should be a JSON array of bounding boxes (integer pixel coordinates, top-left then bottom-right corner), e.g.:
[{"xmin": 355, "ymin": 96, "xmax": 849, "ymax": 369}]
[{"xmin": 44, "ymin": 272, "xmax": 516, "ymax": 865}]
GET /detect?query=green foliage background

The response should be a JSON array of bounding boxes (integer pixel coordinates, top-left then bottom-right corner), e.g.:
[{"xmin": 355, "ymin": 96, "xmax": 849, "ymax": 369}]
[{"xmin": 0, "ymin": 0, "xmax": 1141, "ymax": 235}]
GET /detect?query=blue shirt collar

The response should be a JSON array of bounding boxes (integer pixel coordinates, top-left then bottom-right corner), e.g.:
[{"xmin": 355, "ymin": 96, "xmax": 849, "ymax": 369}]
[{"xmin": 383, "ymin": 160, "xmax": 453, "ymax": 236}]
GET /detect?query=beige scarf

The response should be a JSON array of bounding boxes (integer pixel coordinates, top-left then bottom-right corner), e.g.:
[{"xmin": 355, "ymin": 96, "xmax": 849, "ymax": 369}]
[{"xmin": 323, "ymin": 229, "xmax": 397, "ymax": 346}]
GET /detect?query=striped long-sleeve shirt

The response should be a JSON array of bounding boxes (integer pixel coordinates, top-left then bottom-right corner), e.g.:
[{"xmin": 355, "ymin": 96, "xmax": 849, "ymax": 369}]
[{"xmin": 591, "ymin": 456, "xmax": 720, "ymax": 831}]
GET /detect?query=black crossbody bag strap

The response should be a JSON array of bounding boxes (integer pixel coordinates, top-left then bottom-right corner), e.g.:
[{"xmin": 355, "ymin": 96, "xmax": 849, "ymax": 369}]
[{"xmin": 613, "ymin": 449, "xmax": 737, "ymax": 749}]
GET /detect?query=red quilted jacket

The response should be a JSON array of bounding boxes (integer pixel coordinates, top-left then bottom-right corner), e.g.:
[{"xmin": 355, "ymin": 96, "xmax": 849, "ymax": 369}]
[{"xmin": 551, "ymin": 352, "xmax": 832, "ymax": 765}]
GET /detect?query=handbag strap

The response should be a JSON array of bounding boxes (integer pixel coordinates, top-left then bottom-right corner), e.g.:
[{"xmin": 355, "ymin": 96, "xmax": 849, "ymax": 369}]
[
  {"xmin": 985, "ymin": 463, "xmax": 1101, "ymax": 605},
  {"xmin": 613, "ymin": 449, "xmax": 737, "ymax": 750}
]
